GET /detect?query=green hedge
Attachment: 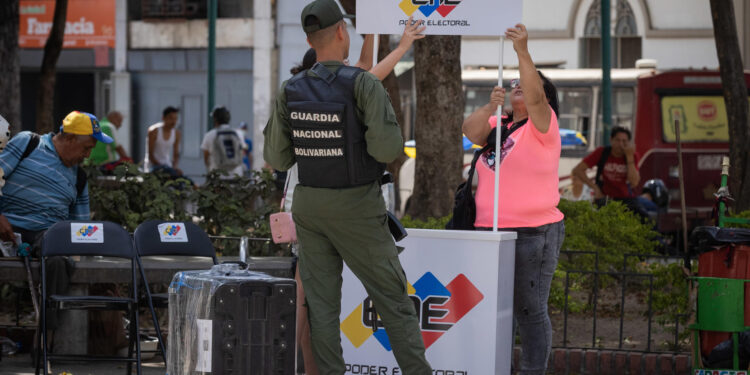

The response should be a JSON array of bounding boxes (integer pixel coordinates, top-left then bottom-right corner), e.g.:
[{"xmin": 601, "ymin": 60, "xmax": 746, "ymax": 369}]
[{"xmin": 84, "ymin": 163, "xmax": 283, "ymax": 256}]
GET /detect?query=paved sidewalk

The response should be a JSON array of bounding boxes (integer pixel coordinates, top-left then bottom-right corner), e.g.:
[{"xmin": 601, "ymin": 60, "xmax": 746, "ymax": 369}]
[{"xmin": 0, "ymin": 353, "xmax": 165, "ymax": 375}]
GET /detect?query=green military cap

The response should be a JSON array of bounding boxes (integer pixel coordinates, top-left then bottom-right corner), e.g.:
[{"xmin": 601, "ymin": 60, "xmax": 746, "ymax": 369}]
[{"xmin": 301, "ymin": 0, "xmax": 354, "ymax": 33}]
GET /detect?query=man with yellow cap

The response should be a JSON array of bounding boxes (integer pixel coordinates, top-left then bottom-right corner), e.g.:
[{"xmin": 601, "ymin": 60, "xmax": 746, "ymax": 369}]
[
  {"xmin": 0, "ymin": 110, "xmax": 111, "ymax": 249},
  {"xmin": 0, "ymin": 110, "xmax": 111, "ymax": 329}
]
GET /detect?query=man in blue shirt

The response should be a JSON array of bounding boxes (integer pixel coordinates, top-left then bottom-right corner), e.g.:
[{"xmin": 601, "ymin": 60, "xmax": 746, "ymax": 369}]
[
  {"xmin": 0, "ymin": 111, "xmax": 110, "ymax": 245},
  {"xmin": 0, "ymin": 111, "xmax": 111, "ymax": 329}
]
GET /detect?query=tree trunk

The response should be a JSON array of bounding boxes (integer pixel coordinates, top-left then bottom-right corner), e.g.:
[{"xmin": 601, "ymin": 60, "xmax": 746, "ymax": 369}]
[
  {"xmin": 0, "ymin": 0, "xmax": 21, "ymax": 133},
  {"xmin": 710, "ymin": 0, "xmax": 750, "ymax": 212},
  {"xmin": 406, "ymin": 35, "xmax": 463, "ymax": 219},
  {"xmin": 35, "ymin": 0, "xmax": 69, "ymax": 134}
]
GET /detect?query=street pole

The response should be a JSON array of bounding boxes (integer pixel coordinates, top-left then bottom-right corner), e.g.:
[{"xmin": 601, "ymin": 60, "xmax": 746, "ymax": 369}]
[
  {"xmin": 207, "ymin": 0, "xmax": 217, "ymax": 129},
  {"xmin": 601, "ymin": 0, "xmax": 612, "ymax": 146}
]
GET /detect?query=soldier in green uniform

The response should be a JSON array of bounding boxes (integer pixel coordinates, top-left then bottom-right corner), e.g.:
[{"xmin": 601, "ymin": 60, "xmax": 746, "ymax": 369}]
[{"xmin": 263, "ymin": 1, "xmax": 432, "ymax": 374}]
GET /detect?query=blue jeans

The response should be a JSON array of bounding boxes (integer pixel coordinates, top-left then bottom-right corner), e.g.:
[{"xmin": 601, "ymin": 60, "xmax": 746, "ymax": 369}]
[{"xmin": 508, "ymin": 220, "xmax": 565, "ymax": 375}]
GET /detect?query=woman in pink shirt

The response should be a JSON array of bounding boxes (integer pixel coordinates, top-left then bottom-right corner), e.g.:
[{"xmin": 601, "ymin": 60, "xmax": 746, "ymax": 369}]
[{"xmin": 462, "ymin": 24, "xmax": 564, "ymax": 375}]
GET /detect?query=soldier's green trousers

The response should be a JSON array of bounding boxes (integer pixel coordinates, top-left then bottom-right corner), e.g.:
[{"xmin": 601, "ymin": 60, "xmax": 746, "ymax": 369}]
[{"xmin": 294, "ymin": 213, "xmax": 432, "ymax": 375}]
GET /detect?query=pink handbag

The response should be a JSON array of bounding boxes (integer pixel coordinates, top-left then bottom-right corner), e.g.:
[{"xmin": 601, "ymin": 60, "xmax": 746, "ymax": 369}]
[
  {"xmin": 270, "ymin": 178, "xmax": 297, "ymax": 244},
  {"xmin": 270, "ymin": 212, "xmax": 296, "ymax": 244}
]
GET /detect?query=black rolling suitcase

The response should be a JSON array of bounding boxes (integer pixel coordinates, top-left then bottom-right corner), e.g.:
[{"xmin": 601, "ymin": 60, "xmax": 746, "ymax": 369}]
[{"xmin": 167, "ymin": 264, "xmax": 296, "ymax": 375}]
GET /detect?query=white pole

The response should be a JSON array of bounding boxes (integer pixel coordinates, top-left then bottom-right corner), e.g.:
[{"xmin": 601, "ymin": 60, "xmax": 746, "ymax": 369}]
[
  {"xmin": 373, "ymin": 34, "xmax": 380, "ymax": 68},
  {"xmin": 493, "ymin": 37, "xmax": 504, "ymax": 232}
]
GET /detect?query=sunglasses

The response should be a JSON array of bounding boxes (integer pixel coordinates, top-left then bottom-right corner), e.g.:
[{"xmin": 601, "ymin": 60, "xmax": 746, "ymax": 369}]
[{"xmin": 510, "ymin": 79, "xmax": 520, "ymax": 89}]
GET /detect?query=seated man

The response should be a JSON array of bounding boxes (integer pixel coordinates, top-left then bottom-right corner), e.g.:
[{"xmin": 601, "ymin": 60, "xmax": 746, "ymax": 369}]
[
  {"xmin": 0, "ymin": 111, "xmax": 112, "ymax": 328},
  {"xmin": 572, "ymin": 126, "xmax": 641, "ymax": 209}
]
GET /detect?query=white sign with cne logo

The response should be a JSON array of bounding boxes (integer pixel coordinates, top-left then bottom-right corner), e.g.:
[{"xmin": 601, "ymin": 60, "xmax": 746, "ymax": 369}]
[
  {"xmin": 158, "ymin": 223, "xmax": 189, "ymax": 243},
  {"xmin": 339, "ymin": 229, "xmax": 517, "ymax": 374},
  {"xmin": 70, "ymin": 223, "xmax": 104, "ymax": 243},
  {"xmin": 355, "ymin": 0, "xmax": 522, "ymax": 36}
]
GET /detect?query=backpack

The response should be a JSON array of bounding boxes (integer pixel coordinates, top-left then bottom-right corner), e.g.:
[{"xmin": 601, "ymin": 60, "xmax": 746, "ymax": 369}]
[
  {"xmin": 14, "ymin": 133, "xmax": 87, "ymax": 197},
  {"xmin": 213, "ymin": 130, "xmax": 243, "ymax": 170},
  {"xmin": 594, "ymin": 146, "xmax": 612, "ymax": 189},
  {"xmin": 446, "ymin": 120, "xmax": 526, "ymax": 230}
]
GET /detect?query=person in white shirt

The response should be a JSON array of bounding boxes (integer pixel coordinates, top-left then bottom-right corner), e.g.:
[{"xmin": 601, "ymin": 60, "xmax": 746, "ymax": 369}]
[
  {"xmin": 201, "ymin": 106, "xmax": 247, "ymax": 177},
  {"xmin": 144, "ymin": 106, "xmax": 183, "ymax": 177}
]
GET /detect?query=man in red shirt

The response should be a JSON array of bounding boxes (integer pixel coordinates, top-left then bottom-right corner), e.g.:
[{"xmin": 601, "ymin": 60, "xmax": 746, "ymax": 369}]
[{"xmin": 572, "ymin": 126, "xmax": 641, "ymax": 205}]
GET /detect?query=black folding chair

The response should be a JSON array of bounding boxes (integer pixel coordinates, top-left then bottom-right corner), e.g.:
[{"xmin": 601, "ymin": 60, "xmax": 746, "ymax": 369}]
[
  {"xmin": 133, "ymin": 220, "xmax": 218, "ymax": 362},
  {"xmin": 38, "ymin": 221, "xmax": 141, "ymax": 375}
]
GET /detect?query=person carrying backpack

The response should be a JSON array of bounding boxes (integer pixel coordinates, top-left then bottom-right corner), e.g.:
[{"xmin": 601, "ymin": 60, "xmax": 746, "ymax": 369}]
[
  {"xmin": 572, "ymin": 126, "xmax": 641, "ymax": 207},
  {"xmin": 0, "ymin": 111, "xmax": 112, "ymax": 330},
  {"xmin": 200, "ymin": 106, "xmax": 247, "ymax": 177}
]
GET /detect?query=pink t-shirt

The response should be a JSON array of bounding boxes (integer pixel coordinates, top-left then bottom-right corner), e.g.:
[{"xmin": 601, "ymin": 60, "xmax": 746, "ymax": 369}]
[{"xmin": 474, "ymin": 110, "xmax": 564, "ymax": 228}]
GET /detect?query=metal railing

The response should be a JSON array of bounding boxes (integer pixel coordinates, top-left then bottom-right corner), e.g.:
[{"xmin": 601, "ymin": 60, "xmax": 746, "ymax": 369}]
[{"xmin": 556, "ymin": 250, "xmax": 690, "ymax": 353}]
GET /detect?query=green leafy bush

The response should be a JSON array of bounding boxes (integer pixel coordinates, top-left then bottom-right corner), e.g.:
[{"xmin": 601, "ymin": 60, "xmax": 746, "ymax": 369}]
[
  {"xmin": 648, "ymin": 261, "xmax": 695, "ymax": 350},
  {"xmin": 549, "ymin": 200, "xmax": 659, "ymax": 313},
  {"xmin": 557, "ymin": 199, "xmax": 659, "ymax": 273},
  {"xmin": 86, "ymin": 163, "xmax": 191, "ymax": 231},
  {"xmin": 85, "ymin": 164, "xmax": 283, "ymax": 256},
  {"xmin": 194, "ymin": 169, "xmax": 281, "ymax": 256},
  {"xmin": 400, "ymin": 215, "xmax": 451, "ymax": 229}
]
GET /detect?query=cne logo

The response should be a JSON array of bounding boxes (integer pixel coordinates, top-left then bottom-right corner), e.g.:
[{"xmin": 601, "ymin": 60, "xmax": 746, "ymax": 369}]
[
  {"xmin": 71, "ymin": 222, "xmax": 104, "ymax": 243},
  {"xmin": 399, "ymin": 0, "xmax": 462, "ymax": 18},
  {"xmin": 341, "ymin": 272, "xmax": 483, "ymax": 351},
  {"xmin": 77, "ymin": 225, "xmax": 99, "ymax": 237},
  {"xmin": 163, "ymin": 224, "xmax": 182, "ymax": 237},
  {"xmin": 158, "ymin": 222, "xmax": 189, "ymax": 242}
]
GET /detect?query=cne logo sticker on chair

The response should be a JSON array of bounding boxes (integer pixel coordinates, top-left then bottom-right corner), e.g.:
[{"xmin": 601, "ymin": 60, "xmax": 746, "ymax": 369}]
[
  {"xmin": 158, "ymin": 223, "xmax": 189, "ymax": 243},
  {"xmin": 71, "ymin": 223, "xmax": 104, "ymax": 243}
]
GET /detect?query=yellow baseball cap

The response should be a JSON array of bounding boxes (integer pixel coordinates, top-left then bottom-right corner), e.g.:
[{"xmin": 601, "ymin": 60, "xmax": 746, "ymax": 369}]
[{"xmin": 60, "ymin": 111, "xmax": 113, "ymax": 144}]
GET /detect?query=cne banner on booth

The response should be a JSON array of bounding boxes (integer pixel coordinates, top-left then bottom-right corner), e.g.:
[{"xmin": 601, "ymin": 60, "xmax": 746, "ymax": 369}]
[{"xmin": 339, "ymin": 229, "xmax": 517, "ymax": 374}]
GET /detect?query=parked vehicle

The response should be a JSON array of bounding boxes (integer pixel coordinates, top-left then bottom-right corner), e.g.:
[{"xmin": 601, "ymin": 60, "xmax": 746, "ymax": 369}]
[{"xmin": 634, "ymin": 70, "xmax": 750, "ymax": 233}]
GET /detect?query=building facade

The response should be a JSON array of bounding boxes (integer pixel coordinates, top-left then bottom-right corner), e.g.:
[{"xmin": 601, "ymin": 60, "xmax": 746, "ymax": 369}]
[
  {"xmin": 461, "ymin": 0, "xmax": 750, "ymax": 70},
  {"xmin": 278, "ymin": 0, "xmax": 750, "ymax": 73},
  {"xmin": 18, "ymin": 0, "xmax": 273, "ymax": 180}
]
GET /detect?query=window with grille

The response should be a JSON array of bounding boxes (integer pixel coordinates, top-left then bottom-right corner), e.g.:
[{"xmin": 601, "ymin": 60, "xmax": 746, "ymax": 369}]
[
  {"xmin": 133, "ymin": 0, "xmax": 253, "ymax": 20},
  {"xmin": 580, "ymin": 0, "xmax": 642, "ymax": 69}
]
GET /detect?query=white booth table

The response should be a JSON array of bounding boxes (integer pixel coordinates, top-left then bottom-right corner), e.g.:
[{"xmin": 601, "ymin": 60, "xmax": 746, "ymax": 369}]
[{"xmin": 339, "ymin": 229, "xmax": 517, "ymax": 374}]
